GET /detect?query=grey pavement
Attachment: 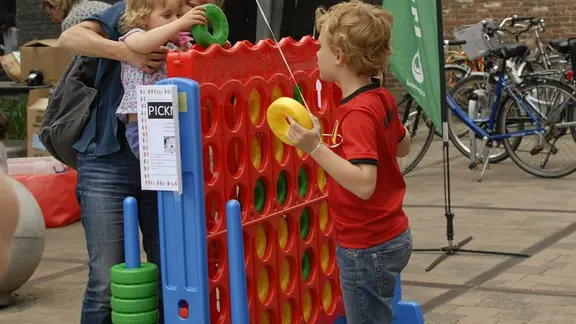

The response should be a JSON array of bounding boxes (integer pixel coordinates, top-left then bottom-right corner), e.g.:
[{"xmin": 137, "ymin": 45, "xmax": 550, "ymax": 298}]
[{"xmin": 2, "ymin": 139, "xmax": 576, "ymax": 323}]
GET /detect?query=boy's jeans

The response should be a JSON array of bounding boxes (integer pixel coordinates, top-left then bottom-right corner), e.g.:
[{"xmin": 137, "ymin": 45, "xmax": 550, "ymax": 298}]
[
  {"xmin": 76, "ymin": 142, "xmax": 163, "ymax": 324},
  {"xmin": 337, "ymin": 229, "xmax": 412, "ymax": 324}
]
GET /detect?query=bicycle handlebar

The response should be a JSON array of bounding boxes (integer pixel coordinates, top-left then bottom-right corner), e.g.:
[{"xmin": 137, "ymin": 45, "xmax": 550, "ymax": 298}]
[
  {"xmin": 444, "ymin": 39, "xmax": 467, "ymax": 46},
  {"xmin": 481, "ymin": 15, "xmax": 544, "ymax": 41}
]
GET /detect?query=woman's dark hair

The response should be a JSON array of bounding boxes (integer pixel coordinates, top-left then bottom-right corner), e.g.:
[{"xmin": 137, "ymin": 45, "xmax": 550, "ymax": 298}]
[{"xmin": 0, "ymin": 113, "xmax": 10, "ymax": 141}]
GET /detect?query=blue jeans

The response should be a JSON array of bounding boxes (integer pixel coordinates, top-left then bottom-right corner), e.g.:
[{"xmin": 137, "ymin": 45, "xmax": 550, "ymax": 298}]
[
  {"xmin": 337, "ymin": 229, "xmax": 412, "ymax": 324},
  {"xmin": 76, "ymin": 142, "xmax": 163, "ymax": 324}
]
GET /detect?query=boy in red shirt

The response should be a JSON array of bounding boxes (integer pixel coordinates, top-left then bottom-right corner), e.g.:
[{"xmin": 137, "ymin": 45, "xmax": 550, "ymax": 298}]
[{"xmin": 287, "ymin": 1, "xmax": 412, "ymax": 323}]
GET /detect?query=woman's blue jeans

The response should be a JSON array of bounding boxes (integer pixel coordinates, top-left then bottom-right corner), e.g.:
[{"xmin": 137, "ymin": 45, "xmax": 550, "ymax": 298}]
[{"xmin": 76, "ymin": 142, "xmax": 163, "ymax": 324}]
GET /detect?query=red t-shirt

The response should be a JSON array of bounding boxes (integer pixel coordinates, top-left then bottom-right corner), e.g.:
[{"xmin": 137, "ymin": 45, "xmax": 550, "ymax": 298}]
[{"xmin": 328, "ymin": 81, "xmax": 409, "ymax": 249}]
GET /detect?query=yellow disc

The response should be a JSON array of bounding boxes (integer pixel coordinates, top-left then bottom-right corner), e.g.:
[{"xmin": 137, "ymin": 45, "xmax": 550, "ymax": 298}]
[
  {"xmin": 260, "ymin": 311, "xmax": 271, "ymax": 324},
  {"xmin": 282, "ymin": 302, "xmax": 292, "ymax": 324},
  {"xmin": 256, "ymin": 225, "xmax": 267, "ymax": 259},
  {"xmin": 266, "ymin": 97, "xmax": 314, "ymax": 146},
  {"xmin": 320, "ymin": 242, "xmax": 330, "ymax": 274},
  {"xmin": 280, "ymin": 259, "xmax": 290, "ymax": 292},
  {"xmin": 317, "ymin": 167, "xmax": 326, "ymax": 192},
  {"xmin": 251, "ymin": 136, "xmax": 262, "ymax": 169},
  {"xmin": 257, "ymin": 268, "xmax": 270, "ymax": 303},
  {"xmin": 249, "ymin": 89, "xmax": 261, "ymax": 125},
  {"xmin": 273, "ymin": 136, "xmax": 285, "ymax": 163},
  {"xmin": 302, "ymin": 290, "xmax": 312, "ymax": 321},
  {"xmin": 322, "ymin": 282, "xmax": 332, "ymax": 312},
  {"xmin": 278, "ymin": 217, "xmax": 288, "ymax": 249},
  {"xmin": 319, "ymin": 202, "xmax": 328, "ymax": 233}
]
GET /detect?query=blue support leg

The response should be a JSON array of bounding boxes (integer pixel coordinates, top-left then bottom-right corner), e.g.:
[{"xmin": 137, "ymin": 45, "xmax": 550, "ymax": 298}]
[
  {"xmin": 226, "ymin": 199, "xmax": 249, "ymax": 324},
  {"xmin": 155, "ymin": 78, "xmax": 210, "ymax": 324}
]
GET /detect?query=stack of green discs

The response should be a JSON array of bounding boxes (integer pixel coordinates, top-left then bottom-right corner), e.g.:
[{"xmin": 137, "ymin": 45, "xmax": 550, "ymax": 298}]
[{"xmin": 110, "ymin": 262, "xmax": 159, "ymax": 324}]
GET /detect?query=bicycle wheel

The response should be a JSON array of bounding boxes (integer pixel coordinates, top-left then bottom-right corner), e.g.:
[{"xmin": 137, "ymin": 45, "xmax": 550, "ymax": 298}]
[
  {"xmin": 447, "ymin": 73, "xmax": 511, "ymax": 163},
  {"xmin": 431, "ymin": 64, "xmax": 471, "ymax": 137},
  {"xmin": 396, "ymin": 93, "xmax": 435, "ymax": 176},
  {"xmin": 498, "ymin": 78, "xmax": 576, "ymax": 178}
]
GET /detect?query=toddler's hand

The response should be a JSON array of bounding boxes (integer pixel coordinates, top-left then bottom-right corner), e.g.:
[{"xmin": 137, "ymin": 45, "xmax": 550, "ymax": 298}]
[{"xmin": 179, "ymin": 6, "xmax": 208, "ymax": 29}]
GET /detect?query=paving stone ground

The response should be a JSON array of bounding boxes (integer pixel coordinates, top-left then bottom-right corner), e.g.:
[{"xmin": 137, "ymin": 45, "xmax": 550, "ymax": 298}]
[{"xmin": 2, "ymin": 140, "xmax": 576, "ymax": 323}]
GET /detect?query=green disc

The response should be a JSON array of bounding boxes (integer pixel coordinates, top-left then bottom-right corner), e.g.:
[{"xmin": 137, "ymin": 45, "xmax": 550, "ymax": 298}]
[
  {"xmin": 298, "ymin": 167, "xmax": 308, "ymax": 198},
  {"xmin": 300, "ymin": 208, "xmax": 310, "ymax": 241},
  {"xmin": 110, "ymin": 262, "xmax": 158, "ymax": 285},
  {"xmin": 111, "ymin": 296, "xmax": 158, "ymax": 314},
  {"xmin": 112, "ymin": 310, "xmax": 158, "ymax": 324},
  {"xmin": 277, "ymin": 171, "xmax": 288, "ymax": 206},
  {"xmin": 191, "ymin": 4, "xmax": 229, "ymax": 48},
  {"xmin": 111, "ymin": 281, "xmax": 157, "ymax": 300},
  {"xmin": 254, "ymin": 178, "xmax": 266, "ymax": 213},
  {"xmin": 302, "ymin": 250, "xmax": 311, "ymax": 282}
]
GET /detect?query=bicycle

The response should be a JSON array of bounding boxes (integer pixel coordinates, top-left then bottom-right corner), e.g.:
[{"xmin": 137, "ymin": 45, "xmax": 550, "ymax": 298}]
[
  {"xmin": 449, "ymin": 21, "xmax": 576, "ymax": 180},
  {"xmin": 397, "ymin": 61, "xmax": 470, "ymax": 175}
]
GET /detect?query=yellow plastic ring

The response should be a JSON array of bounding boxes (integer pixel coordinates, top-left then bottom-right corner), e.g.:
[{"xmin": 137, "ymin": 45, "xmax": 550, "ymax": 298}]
[{"xmin": 266, "ymin": 97, "xmax": 313, "ymax": 146}]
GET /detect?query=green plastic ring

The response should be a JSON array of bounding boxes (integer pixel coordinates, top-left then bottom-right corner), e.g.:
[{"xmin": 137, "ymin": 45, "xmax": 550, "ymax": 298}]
[
  {"xmin": 191, "ymin": 4, "xmax": 229, "ymax": 48},
  {"xmin": 111, "ymin": 310, "xmax": 159, "ymax": 324},
  {"xmin": 300, "ymin": 208, "xmax": 310, "ymax": 241},
  {"xmin": 277, "ymin": 171, "xmax": 288, "ymax": 206},
  {"xmin": 254, "ymin": 178, "xmax": 266, "ymax": 213},
  {"xmin": 298, "ymin": 167, "xmax": 308, "ymax": 198},
  {"xmin": 302, "ymin": 250, "xmax": 311, "ymax": 282},
  {"xmin": 111, "ymin": 296, "xmax": 158, "ymax": 314},
  {"xmin": 111, "ymin": 281, "xmax": 157, "ymax": 300},
  {"xmin": 110, "ymin": 262, "xmax": 158, "ymax": 285}
]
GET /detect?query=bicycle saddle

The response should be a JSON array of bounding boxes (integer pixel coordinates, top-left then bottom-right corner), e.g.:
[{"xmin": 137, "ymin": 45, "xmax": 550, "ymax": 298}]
[
  {"xmin": 489, "ymin": 44, "xmax": 529, "ymax": 60},
  {"xmin": 549, "ymin": 38, "xmax": 572, "ymax": 54}
]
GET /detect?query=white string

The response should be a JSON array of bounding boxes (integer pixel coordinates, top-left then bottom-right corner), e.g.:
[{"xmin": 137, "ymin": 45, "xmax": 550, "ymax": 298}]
[{"xmin": 253, "ymin": 0, "xmax": 322, "ymax": 141}]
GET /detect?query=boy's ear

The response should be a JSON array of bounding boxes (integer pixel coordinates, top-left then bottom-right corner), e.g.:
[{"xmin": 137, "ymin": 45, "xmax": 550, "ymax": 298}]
[{"xmin": 335, "ymin": 48, "xmax": 345, "ymax": 66}]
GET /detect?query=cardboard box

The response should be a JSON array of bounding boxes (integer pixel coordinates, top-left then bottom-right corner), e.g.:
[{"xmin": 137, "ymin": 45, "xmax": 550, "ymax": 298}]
[
  {"xmin": 0, "ymin": 51, "xmax": 22, "ymax": 82},
  {"xmin": 19, "ymin": 39, "xmax": 71, "ymax": 85},
  {"xmin": 26, "ymin": 89, "xmax": 52, "ymax": 157}
]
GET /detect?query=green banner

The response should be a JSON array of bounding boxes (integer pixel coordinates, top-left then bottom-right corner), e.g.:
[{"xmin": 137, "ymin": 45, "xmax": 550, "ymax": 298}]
[{"xmin": 383, "ymin": 0, "xmax": 443, "ymax": 132}]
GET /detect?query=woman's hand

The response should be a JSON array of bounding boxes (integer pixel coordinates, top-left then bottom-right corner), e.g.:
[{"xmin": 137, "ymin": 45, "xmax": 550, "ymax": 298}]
[
  {"xmin": 120, "ymin": 43, "xmax": 169, "ymax": 74},
  {"xmin": 179, "ymin": 5, "xmax": 208, "ymax": 29},
  {"xmin": 287, "ymin": 116, "xmax": 322, "ymax": 154}
]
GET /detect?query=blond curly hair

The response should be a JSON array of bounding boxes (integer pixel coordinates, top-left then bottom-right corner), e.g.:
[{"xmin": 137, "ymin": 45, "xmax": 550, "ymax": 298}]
[
  {"xmin": 119, "ymin": 0, "xmax": 161, "ymax": 34},
  {"xmin": 119, "ymin": 0, "xmax": 225, "ymax": 34},
  {"xmin": 315, "ymin": 0, "xmax": 393, "ymax": 77}
]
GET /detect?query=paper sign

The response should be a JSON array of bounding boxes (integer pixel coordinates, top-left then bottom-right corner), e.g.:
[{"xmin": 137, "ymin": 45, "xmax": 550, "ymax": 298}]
[{"xmin": 137, "ymin": 85, "xmax": 183, "ymax": 194}]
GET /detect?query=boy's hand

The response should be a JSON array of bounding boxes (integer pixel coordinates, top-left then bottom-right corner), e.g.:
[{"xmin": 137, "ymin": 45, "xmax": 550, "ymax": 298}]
[
  {"xmin": 179, "ymin": 5, "xmax": 208, "ymax": 29},
  {"xmin": 287, "ymin": 116, "xmax": 321, "ymax": 153}
]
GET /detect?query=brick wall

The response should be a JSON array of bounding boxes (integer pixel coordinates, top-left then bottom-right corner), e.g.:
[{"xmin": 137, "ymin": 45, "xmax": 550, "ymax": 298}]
[
  {"xmin": 14, "ymin": 0, "xmax": 576, "ymax": 95},
  {"xmin": 385, "ymin": 0, "xmax": 576, "ymax": 97},
  {"xmin": 16, "ymin": 0, "xmax": 117, "ymax": 46}
]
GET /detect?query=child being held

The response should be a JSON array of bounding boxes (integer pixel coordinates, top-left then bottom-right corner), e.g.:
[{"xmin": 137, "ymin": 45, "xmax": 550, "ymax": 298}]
[{"xmin": 116, "ymin": 0, "xmax": 209, "ymax": 158}]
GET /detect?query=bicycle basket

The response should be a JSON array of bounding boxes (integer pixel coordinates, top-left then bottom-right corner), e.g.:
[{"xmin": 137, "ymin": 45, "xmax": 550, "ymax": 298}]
[{"xmin": 453, "ymin": 19, "xmax": 503, "ymax": 60}]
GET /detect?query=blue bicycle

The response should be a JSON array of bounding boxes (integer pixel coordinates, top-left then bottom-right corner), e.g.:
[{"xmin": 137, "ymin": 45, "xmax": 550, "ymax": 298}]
[{"xmin": 446, "ymin": 20, "xmax": 576, "ymax": 179}]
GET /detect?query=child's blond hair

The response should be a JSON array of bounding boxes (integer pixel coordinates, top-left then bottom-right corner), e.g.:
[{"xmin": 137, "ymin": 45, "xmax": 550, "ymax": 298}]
[
  {"xmin": 315, "ymin": 0, "xmax": 393, "ymax": 77},
  {"xmin": 119, "ymin": 0, "xmax": 225, "ymax": 34},
  {"xmin": 119, "ymin": 0, "xmax": 163, "ymax": 34}
]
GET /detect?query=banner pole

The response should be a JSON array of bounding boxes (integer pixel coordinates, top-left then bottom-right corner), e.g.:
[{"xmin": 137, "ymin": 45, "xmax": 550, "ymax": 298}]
[{"xmin": 411, "ymin": 0, "xmax": 531, "ymax": 271}]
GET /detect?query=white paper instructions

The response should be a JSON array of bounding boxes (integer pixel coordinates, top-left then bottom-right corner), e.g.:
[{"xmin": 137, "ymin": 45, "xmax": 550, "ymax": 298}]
[{"xmin": 137, "ymin": 85, "xmax": 183, "ymax": 194}]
